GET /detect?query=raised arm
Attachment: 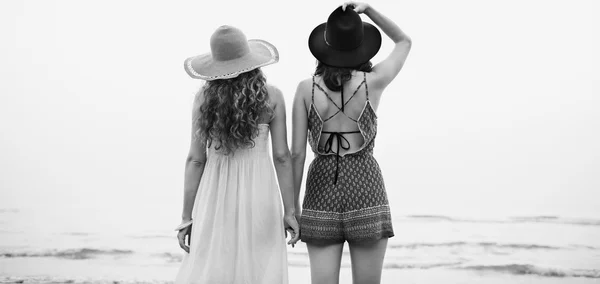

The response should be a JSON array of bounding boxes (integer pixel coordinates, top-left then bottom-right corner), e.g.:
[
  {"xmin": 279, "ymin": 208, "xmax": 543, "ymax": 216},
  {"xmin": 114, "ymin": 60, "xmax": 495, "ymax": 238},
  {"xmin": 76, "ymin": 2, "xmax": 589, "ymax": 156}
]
[
  {"xmin": 343, "ymin": 1, "xmax": 412, "ymax": 89},
  {"xmin": 177, "ymin": 91, "xmax": 207, "ymax": 253},
  {"xmin": 268, "ymin": 85, "xmax": 300, "ymax": 246},
  {"xmin": 290, "ymin": 80, "xmax": 310, "ymax": 221}
]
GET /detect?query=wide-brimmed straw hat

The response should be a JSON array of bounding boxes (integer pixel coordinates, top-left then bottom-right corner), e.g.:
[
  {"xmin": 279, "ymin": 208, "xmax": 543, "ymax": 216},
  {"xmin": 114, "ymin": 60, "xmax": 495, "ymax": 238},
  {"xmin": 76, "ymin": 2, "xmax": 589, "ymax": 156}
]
[
  {"xmin": 184, "ymin": 25, "xmax": 279, "ymax": 80},
  {"xmin": 308, "ymin": 6, "xmax": 381, "ymax": 68}
]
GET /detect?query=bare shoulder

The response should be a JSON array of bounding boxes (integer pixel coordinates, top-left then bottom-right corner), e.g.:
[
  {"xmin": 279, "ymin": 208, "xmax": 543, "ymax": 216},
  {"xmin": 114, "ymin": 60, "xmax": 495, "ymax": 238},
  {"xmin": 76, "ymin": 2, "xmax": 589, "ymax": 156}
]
[
  {"xmin": 266, "ymin": 83, "xmax": 283, "ymax": 98},
  {"xmin": 266, "ymin": 83, "xmax": 284, "ymax": 108},
  {"xmin": 297, "ymin": 78, "xmax": 312, "ymax": 93},
  {"xmin": 364, "ymin": 71, "xmax": 387, "ymax": 93},
  {"xmin": 193, "ymin": 86, "xmax": 206, "ymax": 110},
  {"xmin": 294, "ymin": 78, "xmax": 313, "ymax": 102}
]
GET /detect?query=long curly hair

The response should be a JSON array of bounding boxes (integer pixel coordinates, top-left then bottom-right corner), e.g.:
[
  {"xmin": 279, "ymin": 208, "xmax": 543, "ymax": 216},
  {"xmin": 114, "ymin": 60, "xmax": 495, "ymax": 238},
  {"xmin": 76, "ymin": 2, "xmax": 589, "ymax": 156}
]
[
  {"xmin": 315, "ymin": 61, "xmax": 373, "ymax": 91},
  {"xmin": 195, "ymin": 69, "xmax": 272, "ymax": 155}
]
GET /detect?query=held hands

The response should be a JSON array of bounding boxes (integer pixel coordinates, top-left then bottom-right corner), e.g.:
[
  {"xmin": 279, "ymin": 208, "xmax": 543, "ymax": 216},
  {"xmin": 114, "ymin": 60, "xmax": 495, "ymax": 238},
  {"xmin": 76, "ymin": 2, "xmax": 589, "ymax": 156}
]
[
  {"xmin": 342, "ymin": 1, "xmax": 370, "ymax": 14},
  {"xmin": 177, "ymin": 215, "xmax": 299, "ymax": 252},
  {"xmin": 177, "ymin": 225, "xmax": 192, "ymax": 253},
  {"xmin": 284, "ymin": 214, "xmax": 300, "ymax": 247}
]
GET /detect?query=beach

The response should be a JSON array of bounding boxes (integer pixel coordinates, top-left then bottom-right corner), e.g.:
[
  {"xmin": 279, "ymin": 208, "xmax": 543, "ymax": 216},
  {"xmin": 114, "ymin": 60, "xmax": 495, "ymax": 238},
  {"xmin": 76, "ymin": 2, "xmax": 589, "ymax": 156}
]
[
  {"xmin": 2, "ymin": 0, "xmax": 599, "ymax": 283},
  {"xmin": 2, "ymin": 260, "xmax": 600, "ymax": 284},
  {"xmin": 1, "ymin": 208, "xmax": 599, "ymax": 283}
]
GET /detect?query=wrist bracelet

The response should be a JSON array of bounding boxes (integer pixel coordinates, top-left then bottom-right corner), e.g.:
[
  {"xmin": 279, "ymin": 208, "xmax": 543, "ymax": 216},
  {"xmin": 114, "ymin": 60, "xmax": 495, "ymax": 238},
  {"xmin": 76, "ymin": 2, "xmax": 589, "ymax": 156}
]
[{"xmin": 174, "ymin": 220, "xmax": 193, "ymax": 231}]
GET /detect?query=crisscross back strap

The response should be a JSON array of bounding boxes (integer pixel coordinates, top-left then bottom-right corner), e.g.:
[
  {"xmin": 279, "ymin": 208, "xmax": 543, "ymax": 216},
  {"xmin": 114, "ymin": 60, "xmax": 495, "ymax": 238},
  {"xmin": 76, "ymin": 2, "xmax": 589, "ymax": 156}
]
[
  {"xmin": 310, "ymin": 72, "xmax": 370, "ymax": 185},
  {"xmin": 363, "ymin": 71, "xmax": 369, "ymax": 101},
  {"xmin": 312, "ymin": 74, "xmax": 367, "ymax": 122},
  {"xmin": 311, "ymin": 76, "xmax": 316, "ymax": 104}
]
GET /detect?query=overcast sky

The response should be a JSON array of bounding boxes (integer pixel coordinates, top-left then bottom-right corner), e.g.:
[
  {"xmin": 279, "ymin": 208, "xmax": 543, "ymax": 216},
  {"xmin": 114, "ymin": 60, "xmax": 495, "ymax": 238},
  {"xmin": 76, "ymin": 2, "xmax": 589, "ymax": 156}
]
[{"xmin": 1, "ymin": 0, "xmax": 598, "ymax": 221}]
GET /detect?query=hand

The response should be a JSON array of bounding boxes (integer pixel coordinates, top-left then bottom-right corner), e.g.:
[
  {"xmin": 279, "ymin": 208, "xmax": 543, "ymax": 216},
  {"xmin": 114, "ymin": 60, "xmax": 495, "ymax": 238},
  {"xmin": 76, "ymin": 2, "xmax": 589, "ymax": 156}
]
[
  {"xmin": 283, "ymin": 214, "xmax": 300, "ymax": 247},
  {"xmin": 342, "ymin": 1, "xmax": 370, "ymax": 14},
  {"xmin": 177, "ymin": 225, "xmax": 192, "ymax": 253}
]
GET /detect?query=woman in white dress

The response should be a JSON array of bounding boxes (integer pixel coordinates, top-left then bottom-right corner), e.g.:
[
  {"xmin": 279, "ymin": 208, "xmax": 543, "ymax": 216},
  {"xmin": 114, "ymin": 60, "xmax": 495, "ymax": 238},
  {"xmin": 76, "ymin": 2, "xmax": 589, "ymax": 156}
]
[{"xmin": 174, "ymin": 25, "xmax": 300, "ymax": 284}]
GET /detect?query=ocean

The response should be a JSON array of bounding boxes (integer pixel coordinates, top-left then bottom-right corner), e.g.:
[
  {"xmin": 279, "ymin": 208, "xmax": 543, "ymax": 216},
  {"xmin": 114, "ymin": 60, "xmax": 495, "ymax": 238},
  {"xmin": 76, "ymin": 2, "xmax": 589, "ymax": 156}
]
[
  {"xmin": 1, "ymin": 208, "xmax": 599, "ymax": 283},
  {"xmin": 1, "ymin": 0, "xmax": 598, "ymax": 283}
]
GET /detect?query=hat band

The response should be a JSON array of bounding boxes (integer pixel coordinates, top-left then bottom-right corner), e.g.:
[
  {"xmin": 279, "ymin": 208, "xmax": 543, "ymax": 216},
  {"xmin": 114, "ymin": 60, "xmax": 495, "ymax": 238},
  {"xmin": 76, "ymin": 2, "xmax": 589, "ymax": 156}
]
[{"xmin": 324, "ymin": 30, "xmax": 364, "ymax": 51}]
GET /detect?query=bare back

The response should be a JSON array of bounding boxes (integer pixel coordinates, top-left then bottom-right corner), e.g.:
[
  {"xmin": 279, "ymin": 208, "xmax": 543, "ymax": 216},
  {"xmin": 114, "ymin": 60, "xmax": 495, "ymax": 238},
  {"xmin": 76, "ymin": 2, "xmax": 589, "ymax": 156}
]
[{"xmin": 309, "ymin": 71, "xmax": 381, "ymax": 156}]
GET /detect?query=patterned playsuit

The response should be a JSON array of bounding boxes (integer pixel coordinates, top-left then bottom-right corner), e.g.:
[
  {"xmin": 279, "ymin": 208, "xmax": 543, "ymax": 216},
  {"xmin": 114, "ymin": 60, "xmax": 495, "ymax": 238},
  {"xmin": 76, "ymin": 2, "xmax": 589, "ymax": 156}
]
[{"xmin": 300, "ymin": 72, "xmax": 394, "ymax": 244}]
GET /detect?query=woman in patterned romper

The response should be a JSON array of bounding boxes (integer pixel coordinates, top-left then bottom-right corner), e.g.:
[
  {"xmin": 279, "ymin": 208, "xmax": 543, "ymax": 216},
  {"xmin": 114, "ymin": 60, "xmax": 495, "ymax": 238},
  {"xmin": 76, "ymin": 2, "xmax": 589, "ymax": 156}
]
[{"xmin": 291, "ymin": 2, "xmax": 411, "ymax": 283}]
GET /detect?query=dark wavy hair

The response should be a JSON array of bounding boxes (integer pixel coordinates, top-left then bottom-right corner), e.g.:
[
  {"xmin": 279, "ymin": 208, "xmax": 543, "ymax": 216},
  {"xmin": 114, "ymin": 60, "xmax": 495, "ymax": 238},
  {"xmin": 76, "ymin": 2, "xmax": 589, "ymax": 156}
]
[
  {"xmin": 195, "ymin": 68, "xmax": 272, "ymax": 155},
  {"xmin": 314, "ymin": 61, "xmax": 373, "ymax": 91}
]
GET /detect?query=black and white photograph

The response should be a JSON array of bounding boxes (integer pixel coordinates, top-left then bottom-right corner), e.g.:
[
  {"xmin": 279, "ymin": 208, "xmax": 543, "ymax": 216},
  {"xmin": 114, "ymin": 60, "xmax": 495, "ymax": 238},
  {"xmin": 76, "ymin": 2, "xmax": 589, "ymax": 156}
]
[{"xmin": 1, "ymin": 0, "xmax": 598, "ymax": 283}]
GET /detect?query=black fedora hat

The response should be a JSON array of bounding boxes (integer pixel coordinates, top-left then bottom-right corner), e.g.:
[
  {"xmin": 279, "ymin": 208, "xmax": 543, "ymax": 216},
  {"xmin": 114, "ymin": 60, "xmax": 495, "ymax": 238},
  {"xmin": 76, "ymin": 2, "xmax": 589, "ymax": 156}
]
[{"xmin": 308, "ymin": 6, "xmax": 382, "ymax": 68}]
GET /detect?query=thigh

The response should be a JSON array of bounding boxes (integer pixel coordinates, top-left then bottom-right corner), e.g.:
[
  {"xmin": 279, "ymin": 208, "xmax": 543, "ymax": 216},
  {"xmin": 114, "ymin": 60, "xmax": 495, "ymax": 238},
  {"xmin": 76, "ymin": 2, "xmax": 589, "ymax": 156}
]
[
  {"xmin": 307, "ymin": 242, "xmax": 344, "ymax": 284},
  {"xmin": 348, "ymin": 239, "xmax": 388, "ymax": 284}
]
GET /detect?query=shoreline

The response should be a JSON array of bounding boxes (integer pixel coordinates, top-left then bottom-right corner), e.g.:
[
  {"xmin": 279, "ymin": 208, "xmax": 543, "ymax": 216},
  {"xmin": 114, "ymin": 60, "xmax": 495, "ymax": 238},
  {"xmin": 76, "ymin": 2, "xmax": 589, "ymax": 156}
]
[{"xmin": 1, "ymin": 258, "xmax": 599, "ymax": 284}]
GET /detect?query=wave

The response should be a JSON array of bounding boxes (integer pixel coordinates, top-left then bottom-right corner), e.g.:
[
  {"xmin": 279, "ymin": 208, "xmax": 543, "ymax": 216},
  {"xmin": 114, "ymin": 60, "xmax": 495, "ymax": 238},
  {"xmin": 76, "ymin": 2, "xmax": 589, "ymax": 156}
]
[
  {"xmin": 153, "ymin": 251, "xmax": 463, "ymax": 270},
  {"xmin": 403, "ymin": 215, "xmax": 600, "ymax": 226},
  {"xmin": 384, "ymin": 261, "xmax": 463, "ymax": 269},
  {"xmin": 570, "ymin": 244, "xmax": 600, "ymax": 250},
  {"xmin": 62, "ymin": 232, "xmax": 92, "ymax": 236},
  {"xmin": 129, "ymin": 234, "xmax": 173, "ymax": 239},
  {"xmin": 6, "ymin": 249, "xmax": 599, "ymax": 279},
  {"xmin": 458, "ymin": 264, "xmax": 600, "ymax": 278},
  {"xmin": 1, "ymin": 248, "xmax": 133, "ymax": 259},
  {"xmin": 510, "ymin": 216, "xmax": 600, "ymax": 226},
  {"xmin": 405, "ymin": 215, "xmax": 456, "ymax": 221},
  {"xmin": 154, "ymin": 252, "xmax": 182, "ymax": 263},
  {"xmin": 404, "ymin": 215, "xmax": 506, "ymax": 224},
  {"xmin": 389, "ymin": 241, "xmax": 565, "ymax": 250},
  {"xmin": 0, "ymin": 208, "xmax": 19, "ymax": 213},
  {"xmin": 0, "ymin": 276, "xmax": 171, "ymax": 284}
]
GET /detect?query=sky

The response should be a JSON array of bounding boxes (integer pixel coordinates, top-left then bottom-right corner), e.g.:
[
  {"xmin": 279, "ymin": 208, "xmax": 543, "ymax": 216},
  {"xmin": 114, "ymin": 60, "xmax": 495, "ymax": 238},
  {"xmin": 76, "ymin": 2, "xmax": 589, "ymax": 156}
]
[{"xmin": 0, "ymin": 0, "xmax": 599, "ymax": 224}]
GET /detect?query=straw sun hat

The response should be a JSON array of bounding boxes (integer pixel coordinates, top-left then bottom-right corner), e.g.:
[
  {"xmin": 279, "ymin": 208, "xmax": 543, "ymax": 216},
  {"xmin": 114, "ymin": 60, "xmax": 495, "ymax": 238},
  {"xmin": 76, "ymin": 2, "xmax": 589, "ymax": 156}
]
[{"xmin": 184, "ymin": 25, "xmax": 279, "ymax": 80}]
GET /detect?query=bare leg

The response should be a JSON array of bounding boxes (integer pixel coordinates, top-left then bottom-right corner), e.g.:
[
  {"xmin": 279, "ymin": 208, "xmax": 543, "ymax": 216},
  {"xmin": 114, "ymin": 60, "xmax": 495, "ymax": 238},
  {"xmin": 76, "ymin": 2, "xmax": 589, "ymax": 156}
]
[
  {"xmin": 348, "ymin": 239, "xmax": 388, "ymax": 284},
  {"xmin": 307, "ymin": 242, "xmax": 344, "ymax": 284}
]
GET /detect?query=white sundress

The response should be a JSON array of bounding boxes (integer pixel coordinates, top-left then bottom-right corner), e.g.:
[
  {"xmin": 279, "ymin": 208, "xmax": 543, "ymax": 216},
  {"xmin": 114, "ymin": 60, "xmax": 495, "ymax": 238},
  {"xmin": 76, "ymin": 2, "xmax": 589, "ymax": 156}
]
[{"xmin": 175, "ymin": 124, "xmax": 289, "ymax": 284}]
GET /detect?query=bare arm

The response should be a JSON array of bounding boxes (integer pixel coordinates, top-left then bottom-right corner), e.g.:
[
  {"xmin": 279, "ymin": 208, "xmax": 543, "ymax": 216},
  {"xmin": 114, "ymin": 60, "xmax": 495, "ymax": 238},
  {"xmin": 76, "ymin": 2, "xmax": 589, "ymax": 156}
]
[
  {"xmin": 177, "ymin": 92, "xmax": 207, "ymax": 253},
  {"xmin": 268, "ymin": 85, "xmax": 300, "ymax": 245},
  {"xmin": 291, "ymin": 80, "xmax": 310, "ymax": 214},
  {"xmin": 181, "ymin": 93, "xmax": 207, "ymax": 222},
  {"xmin": 344, "ymin": 2, "xmax": 412, "ymax": 89}
]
